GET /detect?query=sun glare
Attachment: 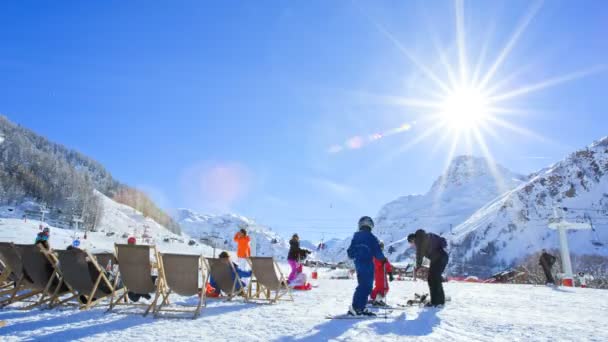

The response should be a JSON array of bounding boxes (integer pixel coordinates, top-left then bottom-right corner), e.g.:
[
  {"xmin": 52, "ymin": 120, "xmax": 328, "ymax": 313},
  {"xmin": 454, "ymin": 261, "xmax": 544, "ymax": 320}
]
[{"xmin": 440, "ymin": 86, "xmax": 490, "ymax": 131}]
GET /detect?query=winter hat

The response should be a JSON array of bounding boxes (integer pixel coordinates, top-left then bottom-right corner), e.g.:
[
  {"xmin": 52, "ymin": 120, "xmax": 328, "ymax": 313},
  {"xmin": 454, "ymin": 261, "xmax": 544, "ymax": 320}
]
[
  {"xmin": 219, "ymin": 251, "xmax": 230, "ymax": 259},
  {"xmin": 240, "ymin": 228, "xmax": 247, "ymax": 235},
  {"xmin": 127, "ymin": 237, "xmax": 137, "ymax": 245},
  {"xmin": 358, "ymin": 216, "xmax": 374, "ymax": 231},
  {"xmin": 43, "ymin": 227, "xmax": 50, "ymax": 233}
]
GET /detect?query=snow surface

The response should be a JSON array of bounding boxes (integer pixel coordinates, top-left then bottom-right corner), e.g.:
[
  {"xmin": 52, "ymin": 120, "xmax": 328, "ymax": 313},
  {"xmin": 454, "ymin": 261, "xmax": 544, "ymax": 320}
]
[{"xmin": 1, "ymin": 271, "xmax": 607, "ymax": 341}]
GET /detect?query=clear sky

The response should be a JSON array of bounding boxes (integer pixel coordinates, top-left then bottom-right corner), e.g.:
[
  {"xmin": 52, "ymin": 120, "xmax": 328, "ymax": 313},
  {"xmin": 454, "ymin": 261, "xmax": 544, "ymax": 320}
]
[{"xmin": 1, "ymin": 1, "xmax": 607, "ymax": 241}]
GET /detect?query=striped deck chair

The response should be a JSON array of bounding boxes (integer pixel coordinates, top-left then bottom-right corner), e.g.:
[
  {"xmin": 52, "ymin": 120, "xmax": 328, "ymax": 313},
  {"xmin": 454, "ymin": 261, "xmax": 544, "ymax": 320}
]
[
  {"xmin": 108, "ymin": 244, "xmax": 164, "ymax": 316},
  {"xmin": 56, "ymin": 249, "xmax": 123, "ymax": 309},
  {"xmin": 247, "ymin": 257, "xmax": 293, "ymax": 304},
  {"xmin": 152, "ymin": 253, "xmax": 207, "ymax": 318}
]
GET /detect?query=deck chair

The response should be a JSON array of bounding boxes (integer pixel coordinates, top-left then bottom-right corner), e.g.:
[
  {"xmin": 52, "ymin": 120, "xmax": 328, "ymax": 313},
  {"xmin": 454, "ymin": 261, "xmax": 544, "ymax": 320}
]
[
  {"xmin": 94, "ymin": 252, "xmax": 117, "ymax": 271},
  {"xmin": 0, "ymin": 260, "xmax": 14, "ymax": 291},
  {"xmin": 152, "ymin": 253, "xmax": 207, "ymax": 318},
  {"xmin": 206, "ymin": 258, "xmax": 248, "ymax": 301},
  {"xmin": 247, "ymin": 257, "xmax": 292, "ymax": 304},
  {"xmin": 0, "ymin": 243, "xmax": 41, "ymax": 307},
  {"xmin": 108, "ymin": 244, "xmax": 164, "ymax": 316},
  {"xmin": 56, "ymin": 249, "xmax": 122, "ymax": 309},
  {"xmin": 19, "ymin": 244, "xmax": 78, "ymax": 309}
]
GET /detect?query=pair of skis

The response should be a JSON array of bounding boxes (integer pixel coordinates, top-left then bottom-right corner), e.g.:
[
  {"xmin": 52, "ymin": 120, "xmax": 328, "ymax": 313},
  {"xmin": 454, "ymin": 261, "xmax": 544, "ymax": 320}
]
[{"xmin": 325, "ymin": 293, "xmax": 432, "ymax": 320}]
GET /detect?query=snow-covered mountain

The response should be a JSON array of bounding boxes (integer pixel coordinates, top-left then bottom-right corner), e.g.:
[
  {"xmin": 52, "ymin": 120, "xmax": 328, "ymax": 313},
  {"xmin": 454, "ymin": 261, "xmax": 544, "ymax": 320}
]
[
  {"xmin": 174, "ymin": 209, "xmax": 291, "ymax": 260},
  {"xmin": 318, "ymin": 156, "xmax": 526, "ymax": 263},
  {"xmin": 375, "ymin": 156, "xmax": 526, "ymax": 260},
  {"xmin": 450, "ymin": 137, "xmax": 608, "ymax": 276}
]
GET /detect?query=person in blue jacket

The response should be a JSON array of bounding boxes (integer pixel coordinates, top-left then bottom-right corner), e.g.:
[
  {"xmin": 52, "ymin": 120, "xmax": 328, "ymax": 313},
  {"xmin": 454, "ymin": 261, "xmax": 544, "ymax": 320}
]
[
  {"xmin": 209, "ymin": 251, "xmax": 252, "ymax": 296},
  {"xmin": 347, "ymin": 216, "xmax": 386, "ymax": 316}
]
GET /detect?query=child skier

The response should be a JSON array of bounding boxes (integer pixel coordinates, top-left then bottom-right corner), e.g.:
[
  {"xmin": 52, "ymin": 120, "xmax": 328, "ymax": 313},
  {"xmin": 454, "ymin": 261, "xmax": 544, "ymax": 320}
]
[
  {"xmin": 346, "ymin": 216, "xmax": 386, "ymax": 316},
  {"xmin": 370, "ymin": 241, "xmax": 393, "ymax": 306}
]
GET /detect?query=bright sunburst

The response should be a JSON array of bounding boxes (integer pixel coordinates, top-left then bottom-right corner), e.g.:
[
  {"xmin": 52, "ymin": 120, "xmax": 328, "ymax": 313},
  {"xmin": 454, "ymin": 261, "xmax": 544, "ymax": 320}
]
[
  {"xmin": 354, "ymin": 0, "xmax": 606, "ymax": 194},
  {"xmin": 439, "ymin": 85, "xmax": 490, "ymax": 132}
]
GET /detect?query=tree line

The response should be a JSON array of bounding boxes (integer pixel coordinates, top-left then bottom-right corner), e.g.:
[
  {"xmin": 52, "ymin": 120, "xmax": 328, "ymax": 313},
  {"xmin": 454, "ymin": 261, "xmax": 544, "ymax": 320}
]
[{"xmin": 0, "ymin": 115, "xmax": 181, "ymax": 234}]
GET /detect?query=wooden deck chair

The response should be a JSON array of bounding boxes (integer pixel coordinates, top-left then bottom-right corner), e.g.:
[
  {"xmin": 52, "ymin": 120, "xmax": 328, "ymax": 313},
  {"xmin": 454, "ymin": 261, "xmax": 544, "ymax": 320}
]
[
  {"xmin": 108, "ymin": 244, "xmax": 164, "ymax": 316},
  {"xmin": 19, "ymin": 244, "xmax": 78, "ymax": 310},
  {"xmin": 152, "ymin": 253, "xmax": 207, "ymax": 318},
  {"xmin": 56, "ymin": 249, "xmax": 122, "ymax": 310},
  {"xmin": 247, "ymin": 257, "xmax": 293, "ymax": 304},
  {"xmin": 206, "ymin": 257, "xmax": 248, "ymax": 301},
  {"xmin": 0, "ymin": 243, "xmax": 41, "ymax": 307},
  {"xmin": 0, "ymin": 260, "xmax": 14, "ymax": 292},
  {"xmin": 94, "ymin": 252, "xmax": 117, "ymax": 271}
]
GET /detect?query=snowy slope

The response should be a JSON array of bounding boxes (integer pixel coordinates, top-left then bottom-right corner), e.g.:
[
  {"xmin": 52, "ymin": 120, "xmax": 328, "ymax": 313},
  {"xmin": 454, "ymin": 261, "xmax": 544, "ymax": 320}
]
[
  {"xmin": 320, "ymin": 156, "xmax": 525, "ymax": 263},
  {"xmin": 1, "ymin": 273, "xmax": 607, "ymax": 341},
  {"xmin": 450, "ymin": 137, "xmax": 608, "ymax": 276},
  {"xmin": 175, "ymin": 209, "xmax": 290, "ymax": 260},
  {"xmin": 0, "ymin": 192, "xmax": 214, "ymax": 255}
]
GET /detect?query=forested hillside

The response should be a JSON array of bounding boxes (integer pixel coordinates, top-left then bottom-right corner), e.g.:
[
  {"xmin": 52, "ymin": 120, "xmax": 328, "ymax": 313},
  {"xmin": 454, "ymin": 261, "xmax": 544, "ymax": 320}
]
[{"xmin": 0, "ymin": 115, "xmax": 180, "ymax": 234}]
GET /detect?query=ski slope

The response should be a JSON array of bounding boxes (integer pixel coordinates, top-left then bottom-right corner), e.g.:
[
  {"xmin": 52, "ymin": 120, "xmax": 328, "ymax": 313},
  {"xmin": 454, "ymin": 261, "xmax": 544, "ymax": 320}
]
[{"xmin": 1, "ymin": 270, "xmax": 606, "ymax": 341}]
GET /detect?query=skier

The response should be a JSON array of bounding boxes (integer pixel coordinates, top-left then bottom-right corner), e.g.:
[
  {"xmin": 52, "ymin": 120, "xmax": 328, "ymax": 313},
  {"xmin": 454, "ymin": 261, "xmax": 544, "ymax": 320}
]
[
  {"xmin": 539, "ymin": 249, "xmax": 556, "ymax": 285},
  {"xmin": 234, "ymin": 228, "xmax": 251, "ymax": 270},
  {"xmin": 346, "ymin": 216, "xmax": 386, "ymax": 316},
  {"xmin": 408, "ymin": 229, "xmax": 449, "ymax": 307},
  {"xmin": 370, "ymin": 241, "xmax": 393, "ymax": 306},
  {"xmin": 34, "ymin": 227, "xmax": 51, "ymax": 250}
]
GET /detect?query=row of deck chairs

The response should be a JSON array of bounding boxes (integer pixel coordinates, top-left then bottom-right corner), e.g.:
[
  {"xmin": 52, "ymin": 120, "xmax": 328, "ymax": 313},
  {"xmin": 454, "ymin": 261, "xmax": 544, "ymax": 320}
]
[{"xmin": 0, "ymin": 242, "xmax": 292, "ymax": 319}]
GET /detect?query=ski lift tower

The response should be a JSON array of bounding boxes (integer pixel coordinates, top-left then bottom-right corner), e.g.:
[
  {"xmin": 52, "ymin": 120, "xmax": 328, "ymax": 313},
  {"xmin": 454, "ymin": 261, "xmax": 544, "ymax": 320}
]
[
  {"xmin": 40, "ymin": 203, "xmax": 50, "ymax": 223},
  {"xmin": 548, "ymin": 208, "xmax": 591, "ymax": 287},
  {"xmin": 72, "ymin": 215, "xmax": 84, "ymax": 240}
]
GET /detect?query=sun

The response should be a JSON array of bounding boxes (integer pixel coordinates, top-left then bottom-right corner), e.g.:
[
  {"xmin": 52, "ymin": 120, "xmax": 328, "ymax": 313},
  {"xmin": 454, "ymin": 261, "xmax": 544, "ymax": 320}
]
[{"xmin": 439, "ymin": 86, "xmax": 490, "ymax": 131}]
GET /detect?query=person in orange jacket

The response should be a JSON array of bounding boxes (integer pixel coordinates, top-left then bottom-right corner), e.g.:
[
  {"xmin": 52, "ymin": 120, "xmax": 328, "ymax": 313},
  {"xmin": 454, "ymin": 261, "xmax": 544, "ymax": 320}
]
[
  {"xmin": 234, "ymin": 228, "xmax": 251, "ymax": 269},
  {"xmin": 370, "ymin": 241, "xmax": 393, "ymax": 306}
]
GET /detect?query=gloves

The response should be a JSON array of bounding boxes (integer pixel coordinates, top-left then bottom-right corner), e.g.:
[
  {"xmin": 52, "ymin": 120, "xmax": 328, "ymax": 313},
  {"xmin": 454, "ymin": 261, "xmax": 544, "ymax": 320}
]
[{"xmin": 388, "ymin": 272, "xmax": 394, "ymax": 282}]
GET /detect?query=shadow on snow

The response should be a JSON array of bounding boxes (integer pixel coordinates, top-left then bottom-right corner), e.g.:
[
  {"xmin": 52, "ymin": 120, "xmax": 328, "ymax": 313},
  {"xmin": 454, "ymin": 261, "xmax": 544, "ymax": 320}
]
[{"xmin": 369, "ymin": 309, "xmax": 440, "ymax": 337}]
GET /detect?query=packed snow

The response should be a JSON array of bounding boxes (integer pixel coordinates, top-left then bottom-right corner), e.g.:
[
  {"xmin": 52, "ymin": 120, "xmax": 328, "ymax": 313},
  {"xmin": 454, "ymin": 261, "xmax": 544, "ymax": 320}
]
[{"xmin": 1, "ymin": 268, "xmax": 607, "ymax": 341}]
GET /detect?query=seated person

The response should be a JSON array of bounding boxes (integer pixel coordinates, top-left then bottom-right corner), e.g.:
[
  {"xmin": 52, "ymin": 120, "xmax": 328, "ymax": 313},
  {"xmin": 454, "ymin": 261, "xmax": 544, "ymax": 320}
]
[
  {"xmin": 208, "ymin": 251, "xmax": 252, "ymax": 297},
  {"xmin": 34, "ymin": 227, "xmax": 51, "ymax": 250}
]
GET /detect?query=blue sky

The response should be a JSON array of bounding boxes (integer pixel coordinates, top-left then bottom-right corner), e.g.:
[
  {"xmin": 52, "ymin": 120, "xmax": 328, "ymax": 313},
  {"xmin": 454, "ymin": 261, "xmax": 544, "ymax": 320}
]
[{"xmin": 1, "ymin": 1, "xmax": 607, "ymax": 241}]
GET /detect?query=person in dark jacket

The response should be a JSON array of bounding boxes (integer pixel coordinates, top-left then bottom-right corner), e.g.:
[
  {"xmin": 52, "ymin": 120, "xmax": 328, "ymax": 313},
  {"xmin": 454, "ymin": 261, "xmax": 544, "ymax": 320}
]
[
  {"xmin": 347, "ymin": 216, "xmax": 386, "ymax": 316},
  {"xmin": 539, "ymin": 249, "xmax": 556, "ymax": 285},
  {"xmin": 408, "ymin": 229, "xmax": 449, "ymax": 307},
  {"xmin": 287, "ymin": 234, "xmax": 301, "ymax": 284}
]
